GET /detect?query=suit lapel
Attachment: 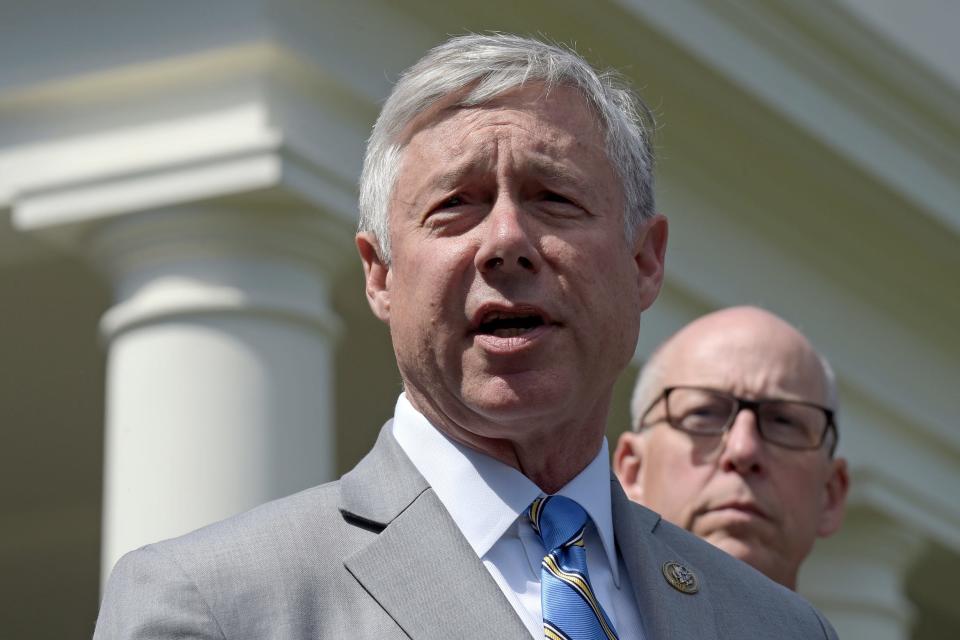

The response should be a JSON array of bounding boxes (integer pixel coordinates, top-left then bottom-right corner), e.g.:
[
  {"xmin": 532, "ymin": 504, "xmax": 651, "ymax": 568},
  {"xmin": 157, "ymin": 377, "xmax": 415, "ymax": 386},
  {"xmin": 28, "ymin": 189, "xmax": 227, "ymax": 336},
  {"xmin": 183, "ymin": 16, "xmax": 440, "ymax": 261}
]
[
  {"xmin": 612, "ymin": 478, "xmax": 719, "ymax": 640},
  {"xmin": 341, "ymin": 425, "xmax": 529, "ymax": 640}
]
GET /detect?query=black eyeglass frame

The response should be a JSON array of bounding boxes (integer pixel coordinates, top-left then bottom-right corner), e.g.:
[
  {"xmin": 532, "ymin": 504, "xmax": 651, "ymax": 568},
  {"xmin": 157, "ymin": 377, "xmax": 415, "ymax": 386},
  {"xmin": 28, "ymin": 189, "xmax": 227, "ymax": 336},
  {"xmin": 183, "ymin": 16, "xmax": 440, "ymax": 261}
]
[{"xmin": 638, "ymin": 385, "xmax": 839, "ymax": 455}]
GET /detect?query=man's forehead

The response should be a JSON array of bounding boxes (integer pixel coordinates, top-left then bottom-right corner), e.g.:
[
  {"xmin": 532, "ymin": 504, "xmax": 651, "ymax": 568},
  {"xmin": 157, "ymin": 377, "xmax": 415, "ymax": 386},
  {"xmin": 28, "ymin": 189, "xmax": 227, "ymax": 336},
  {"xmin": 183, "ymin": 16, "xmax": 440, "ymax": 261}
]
[
  {"xmin": 394, "ymin": 87, "xmax": 611, "ymax": 199},
  {"xmin": 657, "ymin": 318, "xmax": 828, "ymax": 401}
]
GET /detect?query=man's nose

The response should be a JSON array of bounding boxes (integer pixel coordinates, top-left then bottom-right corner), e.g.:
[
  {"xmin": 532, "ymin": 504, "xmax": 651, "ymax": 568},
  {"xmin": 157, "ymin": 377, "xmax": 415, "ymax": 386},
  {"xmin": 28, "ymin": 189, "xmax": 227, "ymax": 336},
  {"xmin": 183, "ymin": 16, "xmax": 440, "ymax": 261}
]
[
  {"xmin": 718, "ymin": 408, "xmax": 765, "ymax": 474},
  {"xmin": 475, "ymin": 195, "xmax": 541, "ymax": 275}
]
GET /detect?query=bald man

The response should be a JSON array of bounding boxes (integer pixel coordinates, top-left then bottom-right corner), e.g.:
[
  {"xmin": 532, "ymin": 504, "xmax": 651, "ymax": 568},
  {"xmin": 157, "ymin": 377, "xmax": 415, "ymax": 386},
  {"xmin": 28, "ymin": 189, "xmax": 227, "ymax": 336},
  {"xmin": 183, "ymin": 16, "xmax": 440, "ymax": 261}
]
[{"xmin": 614, "ymin": 306, "xmax": 849, "ymax": 589}]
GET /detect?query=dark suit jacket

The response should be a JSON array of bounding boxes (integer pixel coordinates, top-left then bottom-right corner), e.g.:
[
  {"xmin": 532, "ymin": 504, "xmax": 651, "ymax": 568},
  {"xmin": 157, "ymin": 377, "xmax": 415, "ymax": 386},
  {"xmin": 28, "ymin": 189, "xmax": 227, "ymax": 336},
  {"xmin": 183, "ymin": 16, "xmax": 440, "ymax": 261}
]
[{"xmin": 94, "ymin": 425, "xmax": 839, "ymax": 639}]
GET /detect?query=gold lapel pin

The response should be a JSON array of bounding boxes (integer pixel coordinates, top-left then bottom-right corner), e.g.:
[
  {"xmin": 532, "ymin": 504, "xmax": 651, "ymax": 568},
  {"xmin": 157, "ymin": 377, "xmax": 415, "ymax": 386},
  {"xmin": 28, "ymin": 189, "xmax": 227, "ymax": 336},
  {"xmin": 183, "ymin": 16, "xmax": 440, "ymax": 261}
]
[{"xmin": 662, "ymin": 561, "xmax": 699, "ymax": 594}]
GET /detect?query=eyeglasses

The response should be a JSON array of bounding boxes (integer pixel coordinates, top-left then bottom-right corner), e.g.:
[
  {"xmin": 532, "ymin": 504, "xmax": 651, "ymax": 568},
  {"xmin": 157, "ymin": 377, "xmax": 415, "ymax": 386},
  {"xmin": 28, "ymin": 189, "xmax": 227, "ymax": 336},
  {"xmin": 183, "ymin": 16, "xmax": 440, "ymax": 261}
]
[{"xmin": 638, "ymin": 386, "xmax": 837, "ymax": 454}]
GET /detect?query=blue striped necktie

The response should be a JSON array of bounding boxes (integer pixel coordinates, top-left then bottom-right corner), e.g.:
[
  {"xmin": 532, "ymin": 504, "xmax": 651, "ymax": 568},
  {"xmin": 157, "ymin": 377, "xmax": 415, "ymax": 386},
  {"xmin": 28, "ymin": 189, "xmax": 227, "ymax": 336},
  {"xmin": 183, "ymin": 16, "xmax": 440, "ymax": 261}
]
[{"xmin": 529, "ymin": 496, "xmax": 620, "ymax": 640}]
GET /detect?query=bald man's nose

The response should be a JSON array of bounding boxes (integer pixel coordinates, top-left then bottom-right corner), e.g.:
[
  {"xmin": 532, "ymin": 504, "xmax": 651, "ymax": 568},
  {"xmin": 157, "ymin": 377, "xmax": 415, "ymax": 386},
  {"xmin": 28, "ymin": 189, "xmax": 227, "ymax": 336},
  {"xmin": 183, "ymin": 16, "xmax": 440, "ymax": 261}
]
[{"xmin": 719, "ymin": 409, "xmax": 765, "ymax": 474}]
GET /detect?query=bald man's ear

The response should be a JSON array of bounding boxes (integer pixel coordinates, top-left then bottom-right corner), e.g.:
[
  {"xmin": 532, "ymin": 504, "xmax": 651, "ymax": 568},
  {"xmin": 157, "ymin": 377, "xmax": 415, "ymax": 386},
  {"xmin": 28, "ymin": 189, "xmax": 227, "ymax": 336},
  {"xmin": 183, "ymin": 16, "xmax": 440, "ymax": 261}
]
[
  {"xmin": 633, "ymin": 214, "xmax": 668, "ymax": 311},
  {"xmin": 614, "ymin": 432, "xmax": 647, "ymax": 503},
  {"xmin": 816, "ymin": 456, "xmax": 850, "ymax": 537},
  {"xmin": 356, "ymin": 232, "xmax": 391, "ymax": 323}
]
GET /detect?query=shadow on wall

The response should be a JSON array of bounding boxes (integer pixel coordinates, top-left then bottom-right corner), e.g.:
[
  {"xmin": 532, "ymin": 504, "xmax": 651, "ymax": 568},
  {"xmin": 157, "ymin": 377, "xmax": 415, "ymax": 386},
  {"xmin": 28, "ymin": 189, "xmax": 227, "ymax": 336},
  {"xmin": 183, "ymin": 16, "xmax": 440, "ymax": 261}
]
[{"xmin": 0, "ymin": 254, "xmax": 109, "ymax": 638}]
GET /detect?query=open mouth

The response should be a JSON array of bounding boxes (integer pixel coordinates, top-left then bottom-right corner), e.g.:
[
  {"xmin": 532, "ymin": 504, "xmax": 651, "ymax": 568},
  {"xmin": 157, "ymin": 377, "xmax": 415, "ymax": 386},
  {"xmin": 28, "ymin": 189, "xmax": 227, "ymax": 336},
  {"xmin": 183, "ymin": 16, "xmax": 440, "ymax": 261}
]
[{"xmin": 474, "ymin": 310, "xmax": 548, "ymax": 338}]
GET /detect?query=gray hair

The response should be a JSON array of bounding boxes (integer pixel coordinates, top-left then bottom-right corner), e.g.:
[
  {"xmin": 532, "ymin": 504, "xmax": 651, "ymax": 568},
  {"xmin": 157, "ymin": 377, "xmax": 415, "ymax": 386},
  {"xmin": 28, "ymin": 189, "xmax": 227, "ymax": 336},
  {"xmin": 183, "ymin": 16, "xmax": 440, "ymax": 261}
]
[{"xmin": 358, "ymin": 33, "xmax": 657, "ymax": 262}]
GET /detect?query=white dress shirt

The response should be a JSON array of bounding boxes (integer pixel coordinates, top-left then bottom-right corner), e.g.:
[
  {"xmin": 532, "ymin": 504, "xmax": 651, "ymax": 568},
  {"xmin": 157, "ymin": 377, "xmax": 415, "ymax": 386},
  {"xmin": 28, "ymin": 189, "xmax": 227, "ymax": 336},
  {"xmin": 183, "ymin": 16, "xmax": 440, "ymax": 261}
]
[{"xmin": 391, "ymin": 393, "xmax": 645, "ymax": 639}]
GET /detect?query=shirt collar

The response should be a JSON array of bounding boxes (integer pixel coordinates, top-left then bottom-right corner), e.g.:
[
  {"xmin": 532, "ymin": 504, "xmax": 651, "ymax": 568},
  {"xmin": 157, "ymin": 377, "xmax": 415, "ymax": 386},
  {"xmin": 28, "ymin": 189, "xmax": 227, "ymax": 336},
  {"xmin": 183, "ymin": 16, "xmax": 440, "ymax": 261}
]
[
  {"xmin": 391, "ymin": 393, "xmax": 621, "ymax": 585},
  {"xmin": 552, "ymin": 435, "xmax": 620, "ymax": 585}
]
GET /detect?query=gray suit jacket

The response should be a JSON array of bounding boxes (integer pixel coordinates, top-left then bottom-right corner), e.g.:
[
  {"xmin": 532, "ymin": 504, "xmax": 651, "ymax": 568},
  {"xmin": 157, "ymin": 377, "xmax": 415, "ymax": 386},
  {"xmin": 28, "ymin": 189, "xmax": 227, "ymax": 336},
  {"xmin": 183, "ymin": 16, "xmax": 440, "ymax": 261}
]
[{"xmin": 95, "ymin": 425, "xmax": 838, "ymax": 639}]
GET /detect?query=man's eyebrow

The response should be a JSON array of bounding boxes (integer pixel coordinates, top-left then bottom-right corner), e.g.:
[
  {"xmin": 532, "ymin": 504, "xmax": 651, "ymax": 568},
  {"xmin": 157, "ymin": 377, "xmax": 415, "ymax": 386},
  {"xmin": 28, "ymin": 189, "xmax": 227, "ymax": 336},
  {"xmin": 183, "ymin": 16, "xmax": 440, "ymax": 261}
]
[
  {"xmin": 402, "ymin": 162, "xmax": 479, "ymax": 211},
  {"xmin": 430, "ymin": 163, "xmax": 479, "ymax": 191},
  {"xmin": 528, "ymin": 158, "xmax": 581, "ymax": 183},
  {"xmin": 428, "ymin": 158, "xmax": 585, "ymax": 190}
]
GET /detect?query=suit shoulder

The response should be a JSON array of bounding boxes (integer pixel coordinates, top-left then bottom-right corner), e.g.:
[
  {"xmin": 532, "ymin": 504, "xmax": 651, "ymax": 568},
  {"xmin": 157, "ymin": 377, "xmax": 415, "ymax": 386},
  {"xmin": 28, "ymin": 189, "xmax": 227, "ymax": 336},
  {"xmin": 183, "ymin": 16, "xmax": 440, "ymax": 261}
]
[
  {"xmin": 96, "ymin": 544, "xmax": 227, "ymax": 639},
  {"xmin": 148, "ymin": 480, "xmax": 348, "ymax": 564},
  {"xmin": 101, "ymin": 479, "xmax": 352, "ymax": 601},
  {"xmin": 97, "ymin": 480, "xmax": 376, "ymax": 638}
]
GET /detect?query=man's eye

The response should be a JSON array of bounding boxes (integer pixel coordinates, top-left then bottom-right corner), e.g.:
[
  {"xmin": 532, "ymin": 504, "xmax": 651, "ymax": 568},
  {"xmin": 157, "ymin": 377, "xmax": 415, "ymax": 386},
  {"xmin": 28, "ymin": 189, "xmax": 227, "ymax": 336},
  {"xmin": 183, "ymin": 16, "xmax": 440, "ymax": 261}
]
[
  {"xmin": 767, "ymin": 412, "xmax": 803, "ymax": 429},
  {"xmin": 687, "ymin": 404, "xmax": 728, "ymax": 420},
  {"xmin": 439, "ymin": 195, "xmax": 465, "ymax": 209},
  {"xmin": 542, "ymin": 191, "xmax": 573, "ymax": 204}
]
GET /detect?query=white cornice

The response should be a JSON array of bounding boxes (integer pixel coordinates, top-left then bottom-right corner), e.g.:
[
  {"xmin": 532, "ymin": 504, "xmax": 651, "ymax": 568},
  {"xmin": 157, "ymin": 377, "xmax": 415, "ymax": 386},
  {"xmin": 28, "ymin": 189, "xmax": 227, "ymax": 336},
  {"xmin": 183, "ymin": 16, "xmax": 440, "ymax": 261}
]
[
  {"xmin": 2, "ymin": 42, "xmax": 371, "ymax": 254},
  {"xmin": 852, "ymin": 468, "xmax": 960, "ymax": 553},
  {"xmin": 8, "ymin": 105, "xmax": 279, "ymax": 226},
  {"xmin": 614, "ymin": 0, "xmax": 960, "ymax": 237}
]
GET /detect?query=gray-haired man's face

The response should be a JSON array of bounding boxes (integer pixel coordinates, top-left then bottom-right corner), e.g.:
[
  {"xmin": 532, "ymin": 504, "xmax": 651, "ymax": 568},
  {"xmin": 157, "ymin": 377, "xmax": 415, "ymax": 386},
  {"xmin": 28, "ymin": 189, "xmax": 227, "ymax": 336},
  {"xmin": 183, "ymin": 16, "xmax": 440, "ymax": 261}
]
[{"xmin": 358, "ymin": 82, "xmax": 667, "ymax": 476}]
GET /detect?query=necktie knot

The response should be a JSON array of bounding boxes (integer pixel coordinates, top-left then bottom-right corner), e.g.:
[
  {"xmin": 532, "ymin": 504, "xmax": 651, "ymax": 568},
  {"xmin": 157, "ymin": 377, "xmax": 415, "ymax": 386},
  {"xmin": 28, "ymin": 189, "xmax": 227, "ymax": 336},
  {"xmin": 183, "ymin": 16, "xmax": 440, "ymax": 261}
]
[{"xmin": 529, "ymin": 495, "xmax": 589, "ymax": 554}]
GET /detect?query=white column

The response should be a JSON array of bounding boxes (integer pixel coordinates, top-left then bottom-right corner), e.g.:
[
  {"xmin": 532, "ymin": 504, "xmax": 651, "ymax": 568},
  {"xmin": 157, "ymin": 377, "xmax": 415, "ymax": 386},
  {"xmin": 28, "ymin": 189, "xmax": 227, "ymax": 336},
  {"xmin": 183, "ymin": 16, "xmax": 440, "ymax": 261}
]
[
  {"xmin": 799, "ymin": 508, "xmax": 925, "ymax": 640},
  {"xmin": 92, "ymin": 205, "xmax": 350, "ymax": 584}
]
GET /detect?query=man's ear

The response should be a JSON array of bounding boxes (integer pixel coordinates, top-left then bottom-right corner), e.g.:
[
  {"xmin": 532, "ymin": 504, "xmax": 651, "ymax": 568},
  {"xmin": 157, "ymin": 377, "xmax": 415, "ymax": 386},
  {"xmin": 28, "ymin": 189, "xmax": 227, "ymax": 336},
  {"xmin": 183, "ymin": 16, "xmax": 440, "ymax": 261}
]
[
  {"xmin": 356, "ymin": 232, "xmax": 391, "ymax": 323},
  {"xmin": 632, "ymin": 214, "xmax": 668, "ymax": 311},
  {"xmin": 816, "ymin": 456, "xmax": 850, "ymax": 537},
  {"xmin": 613, "ymin": 432, "xmax": 646, "ymax": 503}
]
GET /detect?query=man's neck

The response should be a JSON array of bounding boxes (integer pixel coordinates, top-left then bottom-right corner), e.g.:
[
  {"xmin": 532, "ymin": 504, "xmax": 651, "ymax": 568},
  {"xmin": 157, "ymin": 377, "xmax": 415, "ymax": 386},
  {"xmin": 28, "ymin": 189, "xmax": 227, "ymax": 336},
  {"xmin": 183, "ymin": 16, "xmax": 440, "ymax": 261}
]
[{"xmin": 403, "ymin": 387, "xmax": 610, "ymax": 493}]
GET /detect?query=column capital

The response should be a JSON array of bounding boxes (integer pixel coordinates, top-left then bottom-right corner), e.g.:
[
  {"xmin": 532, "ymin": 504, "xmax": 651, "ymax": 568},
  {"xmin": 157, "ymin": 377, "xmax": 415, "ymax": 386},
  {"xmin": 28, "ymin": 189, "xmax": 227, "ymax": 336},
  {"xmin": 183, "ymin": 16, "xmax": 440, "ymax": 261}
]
[{"xmin": 89, "ymin": 204, "xmax": 354, "ymax": 343}]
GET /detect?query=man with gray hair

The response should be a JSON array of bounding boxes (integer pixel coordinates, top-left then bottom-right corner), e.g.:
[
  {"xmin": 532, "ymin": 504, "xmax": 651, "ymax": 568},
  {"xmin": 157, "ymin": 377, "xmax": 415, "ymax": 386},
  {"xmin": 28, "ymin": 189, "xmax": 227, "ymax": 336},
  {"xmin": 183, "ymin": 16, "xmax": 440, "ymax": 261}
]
[
  {"xmin": 614, "ymin": 306, "xmax": 849, "ymax": 590},
  {"xmin": 96, "ymin": 36, "xmax": 837, "ymax": 639}
]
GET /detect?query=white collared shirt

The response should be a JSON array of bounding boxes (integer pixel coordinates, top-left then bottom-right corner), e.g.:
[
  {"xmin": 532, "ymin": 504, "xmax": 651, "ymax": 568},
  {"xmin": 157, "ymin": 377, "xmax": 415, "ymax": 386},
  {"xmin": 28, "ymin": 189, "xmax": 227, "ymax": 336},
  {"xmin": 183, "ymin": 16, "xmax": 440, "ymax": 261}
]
[{"xmin": 392, "ymin": 394, "xmax": 645, "ymax": 639}]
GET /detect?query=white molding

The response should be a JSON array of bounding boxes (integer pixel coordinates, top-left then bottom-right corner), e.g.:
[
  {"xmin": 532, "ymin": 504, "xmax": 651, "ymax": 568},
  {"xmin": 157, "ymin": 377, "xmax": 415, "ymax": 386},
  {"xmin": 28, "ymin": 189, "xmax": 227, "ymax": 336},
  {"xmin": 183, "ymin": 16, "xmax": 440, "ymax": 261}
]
[
  {"xmin": 614, "ymin": 0, "xmax": 960, "ymax": 237},
  {"xmin": 3, "ymin": 43, "xmax": 370, "ymax": 253},
  {"xmin": 15, "ymin": 147, "xmax": 281, "ymax": 232},
  {"xmin": 13, "ymin": 146, "xmax": 359, "ymax": 238},
  {"xmin": 2, "ymin": 101, "xmax": 279, "ymax": 207},
  {"xmin": 853, "ymin": 470, "xmax": 960, "ymax": 553}
]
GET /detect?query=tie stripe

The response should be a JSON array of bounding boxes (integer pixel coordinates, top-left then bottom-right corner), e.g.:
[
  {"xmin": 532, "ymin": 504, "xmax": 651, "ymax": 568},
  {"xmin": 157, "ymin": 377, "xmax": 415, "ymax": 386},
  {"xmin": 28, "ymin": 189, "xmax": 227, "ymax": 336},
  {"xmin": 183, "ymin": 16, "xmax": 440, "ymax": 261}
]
[
  {"xmin": 529, "ymin": 496, "xmax": 620, "ymax": 640},
  {"xmin": 542, "ymin": 555, "xmax": 619, "ymax": 640},
  {"xmin": 544, "ymin": 621, "xmax": 574, "ymax": 640},
  {"xmin": 529, "ymin": 497, "xmax": 546, "ymax": 533}
]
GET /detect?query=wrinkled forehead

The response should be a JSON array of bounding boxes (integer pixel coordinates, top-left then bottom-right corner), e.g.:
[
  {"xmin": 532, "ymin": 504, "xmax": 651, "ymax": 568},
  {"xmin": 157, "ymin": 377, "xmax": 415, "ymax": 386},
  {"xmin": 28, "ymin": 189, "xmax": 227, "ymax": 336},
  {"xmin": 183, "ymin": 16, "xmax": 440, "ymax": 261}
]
[
  {"xmin": 390, "ymin": 84, "xmax": 617, "ymax": 214},
  {"xmin": 660, "ymin": 325, "xmax": 830, "ymax": 405}
]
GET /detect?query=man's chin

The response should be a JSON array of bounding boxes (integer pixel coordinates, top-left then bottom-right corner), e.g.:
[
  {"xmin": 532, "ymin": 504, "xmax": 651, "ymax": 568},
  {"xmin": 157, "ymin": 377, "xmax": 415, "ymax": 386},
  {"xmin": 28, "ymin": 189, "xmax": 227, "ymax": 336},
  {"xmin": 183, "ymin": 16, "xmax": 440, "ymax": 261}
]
[
  {"xmin": 465, "ymin": 394, "xmax": 565, "ymax": 429},
  {"xmin": 463, "ymin": 373, "xmax": 572, "ymax": 419}
]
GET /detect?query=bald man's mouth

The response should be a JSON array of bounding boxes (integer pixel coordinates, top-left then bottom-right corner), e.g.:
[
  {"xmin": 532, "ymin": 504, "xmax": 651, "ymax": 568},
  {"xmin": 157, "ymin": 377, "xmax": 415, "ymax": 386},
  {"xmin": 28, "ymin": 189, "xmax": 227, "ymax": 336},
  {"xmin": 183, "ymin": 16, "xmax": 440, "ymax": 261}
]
[{"xmin": 703, "ymin": 501, "xmax": 771, "ymax": 522}]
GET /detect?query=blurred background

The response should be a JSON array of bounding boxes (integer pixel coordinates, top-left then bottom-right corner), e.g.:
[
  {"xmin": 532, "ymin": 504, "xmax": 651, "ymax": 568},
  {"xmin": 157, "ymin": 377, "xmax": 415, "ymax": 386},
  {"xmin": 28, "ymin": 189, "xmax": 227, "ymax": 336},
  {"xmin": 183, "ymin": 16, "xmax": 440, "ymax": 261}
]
[{"xmin": 1, "ymin": 1, "xmax": 957, "ymax": 638}]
